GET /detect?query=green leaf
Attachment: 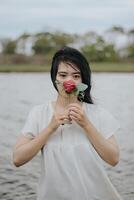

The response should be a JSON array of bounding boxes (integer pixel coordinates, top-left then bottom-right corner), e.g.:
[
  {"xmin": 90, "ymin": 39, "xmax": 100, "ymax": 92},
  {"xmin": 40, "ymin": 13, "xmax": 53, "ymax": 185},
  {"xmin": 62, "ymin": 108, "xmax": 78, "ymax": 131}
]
[{"xmin": 77, "ymin": 83, "xmax": 88, "ymax": 92}]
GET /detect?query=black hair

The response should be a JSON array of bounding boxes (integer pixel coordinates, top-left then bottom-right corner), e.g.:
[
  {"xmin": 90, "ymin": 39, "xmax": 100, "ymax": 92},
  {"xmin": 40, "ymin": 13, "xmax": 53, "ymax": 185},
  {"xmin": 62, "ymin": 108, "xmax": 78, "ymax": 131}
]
[{"xmin": 50, "ymin": 46, "xmax": 93, "ymax": 104}]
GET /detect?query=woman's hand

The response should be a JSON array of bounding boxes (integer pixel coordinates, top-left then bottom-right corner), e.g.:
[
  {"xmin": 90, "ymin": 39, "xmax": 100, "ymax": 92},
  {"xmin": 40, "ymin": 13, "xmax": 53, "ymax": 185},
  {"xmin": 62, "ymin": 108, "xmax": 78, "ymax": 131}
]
[
  {"xmin": 68, "ymin": 103, "xmax": 89, "ymax": 128},
  {"xmin": 48, "ymin": 112, "xmax": 70, "ymax": 132}
]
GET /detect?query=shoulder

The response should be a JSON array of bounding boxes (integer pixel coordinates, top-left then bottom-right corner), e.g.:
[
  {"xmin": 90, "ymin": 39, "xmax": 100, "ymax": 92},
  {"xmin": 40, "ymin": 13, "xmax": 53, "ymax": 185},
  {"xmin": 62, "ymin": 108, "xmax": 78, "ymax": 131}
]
[
  {"xmin": 84, "ymin": 102, "xmax": 118, "ymax": 123},
  {"xmin": 28, "ymin": 102, "xmax": 50, "ymax": 117},
  {"xmin": 84, "ymin": 102, "xmax": 101, "ymax": 115},
  {"xmin": 85, "ymin": 102, "xmax": 112, "ymax": 115},
  {"xmin": 84, "ymin": 103, "xmax": 120, "ymax": 138}
]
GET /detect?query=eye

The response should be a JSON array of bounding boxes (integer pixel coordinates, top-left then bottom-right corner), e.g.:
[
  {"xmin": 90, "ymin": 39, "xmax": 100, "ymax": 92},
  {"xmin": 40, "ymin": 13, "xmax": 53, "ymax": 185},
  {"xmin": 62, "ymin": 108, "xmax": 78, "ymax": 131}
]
[
  {"xmin": 59, "ymin": 74, "xmax": 66, "ymax": 78},
  {"xmin": 73, "ymin": 75, "xmax": 81, "ymax": 79},
  {"xmin": 58, "ymin": 73, "xmax": 67, "ymax": 78}
]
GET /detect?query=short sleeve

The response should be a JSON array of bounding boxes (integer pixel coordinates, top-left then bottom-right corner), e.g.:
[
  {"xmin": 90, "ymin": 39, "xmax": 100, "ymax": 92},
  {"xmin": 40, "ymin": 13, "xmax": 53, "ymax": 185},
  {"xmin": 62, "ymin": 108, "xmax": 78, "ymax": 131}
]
[
  {"xmin": 21, "ymin": 106, "xmax": 39, "ymax": 139},
  {"xmin": 98, "ymin": 107, "xmax": 120, "ymax": 139}
]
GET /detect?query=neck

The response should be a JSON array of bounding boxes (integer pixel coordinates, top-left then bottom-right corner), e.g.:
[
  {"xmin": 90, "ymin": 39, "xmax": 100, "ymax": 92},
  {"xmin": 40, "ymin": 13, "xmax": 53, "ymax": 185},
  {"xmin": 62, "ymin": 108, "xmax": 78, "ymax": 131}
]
[{"xmin": 55, "ymin": 94, "xmax": 79, "ymax": 108}]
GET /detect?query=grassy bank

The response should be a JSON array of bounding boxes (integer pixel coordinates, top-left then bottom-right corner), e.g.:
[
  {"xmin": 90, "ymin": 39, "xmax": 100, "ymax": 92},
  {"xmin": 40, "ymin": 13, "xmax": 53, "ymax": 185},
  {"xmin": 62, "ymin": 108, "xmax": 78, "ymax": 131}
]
[
  {"xmin": 0, "ymin": 62, "xmax": 134, "ymax": 73},
  {"xmin": 91, "ymin": 62, "xmax": 134, "ymax": 72},
  {"xmin": 0, "ymin": 65, "xmax": 50, "ymax": 73}
]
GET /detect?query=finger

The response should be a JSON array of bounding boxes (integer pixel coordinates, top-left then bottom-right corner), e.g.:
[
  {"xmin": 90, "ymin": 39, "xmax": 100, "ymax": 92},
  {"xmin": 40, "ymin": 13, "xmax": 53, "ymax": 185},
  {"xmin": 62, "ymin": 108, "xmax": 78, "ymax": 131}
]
[
  {"xmin": 69, "ymin": 111, "xmax": 80, "ymax": 120},
  {"xmin": 60, "ymin": 117, "xmax": 72, "ymax": 125},
  {"xmin": 68, "ymin": 103, "xmax": 82, "ymax": 110},
  {"xmin": 69, "ymin": 108, "xmax": 82, "ymax": 116},
  {"xmin": 69, "ymin": 105, "xmax": 83, "ymax": 113},
  {"xmin": 60, "ymin": 115, "xmax": 69, "ymax": 121},
  {"xmin": 69, "ymin": 115, "xmax": 80, "ymax": 123}
]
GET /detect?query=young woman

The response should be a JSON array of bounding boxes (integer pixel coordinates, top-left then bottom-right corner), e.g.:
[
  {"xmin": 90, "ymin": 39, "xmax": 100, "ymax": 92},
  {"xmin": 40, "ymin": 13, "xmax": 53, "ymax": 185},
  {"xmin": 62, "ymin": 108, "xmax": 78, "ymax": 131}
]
[{"xmin": 13, "ymin": 46, "xmax": 122, "ymax": 200}]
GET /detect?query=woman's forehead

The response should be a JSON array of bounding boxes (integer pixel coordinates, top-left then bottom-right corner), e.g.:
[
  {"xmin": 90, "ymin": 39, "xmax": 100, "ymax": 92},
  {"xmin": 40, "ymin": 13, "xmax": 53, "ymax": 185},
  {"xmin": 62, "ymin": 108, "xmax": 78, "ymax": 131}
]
[{"xmin": 58, "ymin": 62, "xmax": 80, "ymax": 72}]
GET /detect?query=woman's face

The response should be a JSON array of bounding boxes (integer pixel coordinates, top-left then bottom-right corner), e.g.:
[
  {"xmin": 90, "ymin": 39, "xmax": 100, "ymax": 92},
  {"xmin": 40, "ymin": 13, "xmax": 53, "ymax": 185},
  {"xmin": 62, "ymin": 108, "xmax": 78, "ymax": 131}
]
[{"xmin": 56, "ymin": 61, "xmax": 82, "ymax": 97}]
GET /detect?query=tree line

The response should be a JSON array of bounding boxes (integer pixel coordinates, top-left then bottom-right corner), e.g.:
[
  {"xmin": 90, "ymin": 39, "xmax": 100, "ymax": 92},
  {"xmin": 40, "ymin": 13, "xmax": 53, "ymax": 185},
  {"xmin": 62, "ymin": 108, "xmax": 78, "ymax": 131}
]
[{"xmin": 0, "ymin": 26, "xmax": 134, "ymax": 65}]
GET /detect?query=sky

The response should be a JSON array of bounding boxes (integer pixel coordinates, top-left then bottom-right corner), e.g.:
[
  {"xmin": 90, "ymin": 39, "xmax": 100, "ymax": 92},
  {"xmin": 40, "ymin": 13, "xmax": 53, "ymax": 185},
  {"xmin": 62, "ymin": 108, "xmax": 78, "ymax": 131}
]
[{"xmin": 0, "ymin": 0, "xmax": 134, "ymax": 39}]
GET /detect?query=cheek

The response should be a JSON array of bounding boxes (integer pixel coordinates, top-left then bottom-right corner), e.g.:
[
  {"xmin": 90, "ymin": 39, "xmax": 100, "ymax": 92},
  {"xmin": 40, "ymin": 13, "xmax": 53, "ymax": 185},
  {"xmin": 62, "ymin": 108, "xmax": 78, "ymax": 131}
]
[
  {"xmin": 56, "ymin": 84, "xmax": 62, "ymax": 92},
  {"xmin": 56, "ymin": 74, "xmax": 63, "ymax": 82},
  {"xmin": 75, "ymin": 78, "xmax": 82, "ymax": 85},
  {"xmin": 55, "ymin": 81, "xmax": 64, "ymax": 94}
]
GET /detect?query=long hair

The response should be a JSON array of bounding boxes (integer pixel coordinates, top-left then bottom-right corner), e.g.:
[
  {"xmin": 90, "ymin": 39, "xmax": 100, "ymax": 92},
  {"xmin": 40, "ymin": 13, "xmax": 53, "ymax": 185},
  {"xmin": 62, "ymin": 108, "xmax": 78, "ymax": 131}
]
[{"xmin": 50, "ymin": 46, "xmax": 93, "ymax": 104}]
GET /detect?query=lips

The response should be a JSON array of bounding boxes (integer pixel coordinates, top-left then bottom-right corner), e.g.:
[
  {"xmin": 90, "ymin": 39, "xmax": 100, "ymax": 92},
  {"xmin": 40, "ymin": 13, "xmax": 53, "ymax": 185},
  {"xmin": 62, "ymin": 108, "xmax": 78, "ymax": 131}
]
[{"xmin": 63, "ymin": 80, "xmax": 77, "ymax": 94}]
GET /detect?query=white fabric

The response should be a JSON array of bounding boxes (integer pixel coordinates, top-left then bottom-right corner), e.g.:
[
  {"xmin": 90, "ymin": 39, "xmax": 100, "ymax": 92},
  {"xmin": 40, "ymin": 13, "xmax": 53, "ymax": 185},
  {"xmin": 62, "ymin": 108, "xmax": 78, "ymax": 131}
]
[{"xmin": 21, "ymin": 102, "xmax": 121, "ymax": 200}]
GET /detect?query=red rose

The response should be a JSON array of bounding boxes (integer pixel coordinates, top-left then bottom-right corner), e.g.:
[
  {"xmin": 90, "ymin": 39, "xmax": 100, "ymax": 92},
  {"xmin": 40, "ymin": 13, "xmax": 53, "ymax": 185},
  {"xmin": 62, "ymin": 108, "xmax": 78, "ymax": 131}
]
[{"xmin": 63, "ymin": 80, "xmax": 76, "ymax": 94}]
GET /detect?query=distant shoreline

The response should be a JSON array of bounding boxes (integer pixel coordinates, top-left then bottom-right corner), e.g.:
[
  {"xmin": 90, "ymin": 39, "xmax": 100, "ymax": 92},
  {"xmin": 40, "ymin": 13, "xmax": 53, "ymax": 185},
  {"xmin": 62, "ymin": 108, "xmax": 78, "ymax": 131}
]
[{"xmin": 0, "ymin": 62, "xmax": 134, "ymax": 73}]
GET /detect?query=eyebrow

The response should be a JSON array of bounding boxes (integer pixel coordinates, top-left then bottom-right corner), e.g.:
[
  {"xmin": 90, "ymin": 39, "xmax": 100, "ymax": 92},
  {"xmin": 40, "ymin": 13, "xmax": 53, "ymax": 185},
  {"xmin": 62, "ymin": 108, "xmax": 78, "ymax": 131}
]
[{"xmin": 57, "ymin": 71, "xmax": 80, "ymax": 74}]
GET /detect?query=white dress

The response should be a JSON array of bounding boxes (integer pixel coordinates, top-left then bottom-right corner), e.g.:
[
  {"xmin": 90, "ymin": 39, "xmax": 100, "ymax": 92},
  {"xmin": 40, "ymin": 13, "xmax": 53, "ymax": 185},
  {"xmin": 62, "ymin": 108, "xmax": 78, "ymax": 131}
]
[{"xmin": 21, "ymin": 102, "xmax": 122, "ymax": 200}]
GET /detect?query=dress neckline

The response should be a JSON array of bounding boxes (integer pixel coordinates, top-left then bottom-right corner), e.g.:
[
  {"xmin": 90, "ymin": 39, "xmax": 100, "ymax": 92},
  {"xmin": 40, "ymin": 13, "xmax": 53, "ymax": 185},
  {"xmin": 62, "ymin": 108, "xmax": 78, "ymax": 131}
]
[{"xmin": 49, "ymin": 101, "xmax": 86, "ymax": 114}]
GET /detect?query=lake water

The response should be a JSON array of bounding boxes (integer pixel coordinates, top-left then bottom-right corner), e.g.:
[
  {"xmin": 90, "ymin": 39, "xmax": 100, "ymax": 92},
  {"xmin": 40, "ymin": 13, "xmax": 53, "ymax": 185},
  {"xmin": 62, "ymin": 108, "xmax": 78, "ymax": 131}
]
[{"xmin": 0, "ymin": 72, "xmax": 134, "ymax": 200}]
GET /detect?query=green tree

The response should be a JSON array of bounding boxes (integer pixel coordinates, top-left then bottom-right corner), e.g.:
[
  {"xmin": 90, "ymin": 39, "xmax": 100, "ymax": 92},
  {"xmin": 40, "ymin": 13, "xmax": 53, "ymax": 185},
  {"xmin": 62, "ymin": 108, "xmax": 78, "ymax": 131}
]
[
  {"xmin": 32, "ymin": 36, "xmax": 53, "ymax": 54},
  {"xmin": 126, "ymin": 44, "xmax": 134, "ymax": 58},
  {"xmin": 52, "ymin": 32, "xmax": 74, "ymax": 50},
  {"xmin": 2, "ymin": 39, "xmax": 17, "ymax": 54},
  {"xmin": 81, "ymin": 36, "xmax": 118, "ymax": 62},
  {"xmin": 107, "ymin": 26, "xmax": 125, "ymax": 34},
  {"xmin": 32, "ymin": 31, "xmax": 74, "ymax": 55},
  {"xmin": 104, "ymin": 44, "xmax": 118, "ymax": 61},
  {"xmin": 17, "ymin": 33, "xmax": 30, "ymax": 54},
  {"xmin": 127, "ymin": 29, "xmax": 134, "ymax": 43}
]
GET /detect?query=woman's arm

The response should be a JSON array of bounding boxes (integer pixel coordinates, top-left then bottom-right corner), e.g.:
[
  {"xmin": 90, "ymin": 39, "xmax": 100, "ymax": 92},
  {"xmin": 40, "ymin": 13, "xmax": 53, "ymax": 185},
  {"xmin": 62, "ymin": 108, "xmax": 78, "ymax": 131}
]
[
  {"xmin": 83, "ymin": 122, "xmax": 119, "ymax": 166},
  {"xmin": 68, "ymin": 103, "xmax": 120, "ymax": 166},
  {"xmin": 13, "ymin": 113, "xmax": 69, "ymax": 167},
  {"xmin": 13, "ymin": 126, "xmax": 54, "ymax": 167}
]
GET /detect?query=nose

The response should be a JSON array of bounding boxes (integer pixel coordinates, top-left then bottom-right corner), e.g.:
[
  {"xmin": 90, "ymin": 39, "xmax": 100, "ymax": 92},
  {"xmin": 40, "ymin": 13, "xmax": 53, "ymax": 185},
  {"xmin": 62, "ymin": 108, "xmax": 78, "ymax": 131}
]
[
  {"xmin": 65, "ymin": 75, "xmax": 73, "ymax": 81},
  {"xmin": 66, "ymin": 77, "xmax": 72, "ymax": 82}
]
